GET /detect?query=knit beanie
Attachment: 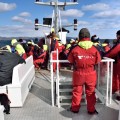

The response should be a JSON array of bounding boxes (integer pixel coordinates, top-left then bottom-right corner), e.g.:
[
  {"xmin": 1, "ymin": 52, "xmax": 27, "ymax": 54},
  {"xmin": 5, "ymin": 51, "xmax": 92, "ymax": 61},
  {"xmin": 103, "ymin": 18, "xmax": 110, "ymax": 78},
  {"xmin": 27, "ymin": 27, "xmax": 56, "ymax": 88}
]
[
  {"xmin": 116, "ymin": 30, "xmax": 120, "ymax": 35},
  {"xmin": 91, "ymin": 35, "xmax": 99, "ymax": 42},
  {"xmin": 79, "ymin": 28, "xmax": 90, "ymax": 40}
]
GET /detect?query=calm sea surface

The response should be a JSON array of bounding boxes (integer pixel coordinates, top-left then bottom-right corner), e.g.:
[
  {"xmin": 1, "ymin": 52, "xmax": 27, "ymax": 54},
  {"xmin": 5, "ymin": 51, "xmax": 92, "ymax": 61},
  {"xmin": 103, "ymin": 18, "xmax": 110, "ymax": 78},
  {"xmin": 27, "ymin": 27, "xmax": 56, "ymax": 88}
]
[
  {"xmin": 0, "ymin": 39, "xmax": 113, "ymax": 48},
  {"xmin": 0, "ymin": 40, "xmax": 11, "ymax": 47}
]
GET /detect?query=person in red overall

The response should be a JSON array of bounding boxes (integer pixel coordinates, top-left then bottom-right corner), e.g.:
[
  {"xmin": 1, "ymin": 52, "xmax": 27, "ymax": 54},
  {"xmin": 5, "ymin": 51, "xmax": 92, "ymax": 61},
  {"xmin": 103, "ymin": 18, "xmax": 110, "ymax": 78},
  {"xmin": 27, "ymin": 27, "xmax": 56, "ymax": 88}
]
[
  {"xmin": 50, "ymin": 34, "xmax": 59, "ymax": 72},
  {"xmin": 105, "ymin": 30, "xmax": 120, "ymax": 100},
  {"xmin": 67, "ymin": 28, "xmax": 101, "ymax": 114},
  {"xmin": 100, "ymin": 40, "xmax": 111, "ymax": 85},
  {"xmin": 102, "ymin": 39, "xmax": 111, "ymax": 52}
]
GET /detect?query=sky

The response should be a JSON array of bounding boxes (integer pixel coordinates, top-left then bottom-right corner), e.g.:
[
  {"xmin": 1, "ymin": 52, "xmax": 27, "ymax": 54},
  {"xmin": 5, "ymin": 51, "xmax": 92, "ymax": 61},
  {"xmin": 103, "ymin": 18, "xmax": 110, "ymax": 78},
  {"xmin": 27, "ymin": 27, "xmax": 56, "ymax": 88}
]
[{"xmin": 0, "ymin": 0, "xmax": 120, "ymax": 39}]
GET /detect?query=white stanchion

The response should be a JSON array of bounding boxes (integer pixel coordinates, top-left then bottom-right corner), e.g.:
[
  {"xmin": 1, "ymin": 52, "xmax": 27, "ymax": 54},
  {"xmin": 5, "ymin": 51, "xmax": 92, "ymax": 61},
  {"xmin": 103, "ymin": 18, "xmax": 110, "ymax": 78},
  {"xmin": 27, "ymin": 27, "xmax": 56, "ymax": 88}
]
[
  {"xmin": 56, "ymin": 49, "xmax": 60, "ymax": 108},
  {"xmin": 96, "ymin": 58, "xmax": 114, "ymax": 106},
  {"xmin": 50, "ymin": 51, "xmax": 54, "ymax": 107},
  {"xmin": 118, "ymin": 102, "xmax": 120, "ymax": 120},
  {"xmin": 0, "ymin": 105, "xmax": 4, "ymax": 120},
  {"xmin": 0, "ymin": 56, "xmax": 35, "ymax": 107}
]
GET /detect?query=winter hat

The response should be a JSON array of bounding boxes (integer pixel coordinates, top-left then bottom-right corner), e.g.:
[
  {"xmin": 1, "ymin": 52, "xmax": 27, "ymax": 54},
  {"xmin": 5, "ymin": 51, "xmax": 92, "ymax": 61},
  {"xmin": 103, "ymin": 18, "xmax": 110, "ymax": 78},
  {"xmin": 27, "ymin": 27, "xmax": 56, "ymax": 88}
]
[
  {"xmin": 79, "ymin": 28, "xmax": 90, "ymax": 40},
  {"xmin": 11, "ymin": 39, "xmax": 17, "ymax": 46},
  {"xmin": 91, "ymin": 35, "xmax": 99, "ymax": 42},
  {"xmin": 103, "ymin": 39, "xmax": 110, "ymax": 44},
  {"xmin": 116, "ymin": 30, "xmax": 120, "ymax": 35},
  {"xmin": 52, "ymin": 33, "xmax": 59, "ymax": 40}
]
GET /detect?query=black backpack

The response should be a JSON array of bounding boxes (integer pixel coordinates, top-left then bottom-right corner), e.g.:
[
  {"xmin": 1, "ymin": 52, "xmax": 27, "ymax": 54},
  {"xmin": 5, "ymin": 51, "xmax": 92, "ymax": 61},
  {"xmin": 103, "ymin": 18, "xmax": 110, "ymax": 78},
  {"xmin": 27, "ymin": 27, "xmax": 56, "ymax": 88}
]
[{"xmin": 0, "ymin": 93, "xmax": 11, "ymax": 114}]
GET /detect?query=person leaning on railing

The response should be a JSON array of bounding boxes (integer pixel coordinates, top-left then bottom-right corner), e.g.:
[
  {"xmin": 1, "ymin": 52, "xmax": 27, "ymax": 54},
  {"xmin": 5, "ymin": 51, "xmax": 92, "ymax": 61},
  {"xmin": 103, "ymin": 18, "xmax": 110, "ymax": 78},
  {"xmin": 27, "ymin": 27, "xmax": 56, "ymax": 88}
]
[{"xmin": 67, "ymin": 28, "xmax": 101, "ymax": 114}]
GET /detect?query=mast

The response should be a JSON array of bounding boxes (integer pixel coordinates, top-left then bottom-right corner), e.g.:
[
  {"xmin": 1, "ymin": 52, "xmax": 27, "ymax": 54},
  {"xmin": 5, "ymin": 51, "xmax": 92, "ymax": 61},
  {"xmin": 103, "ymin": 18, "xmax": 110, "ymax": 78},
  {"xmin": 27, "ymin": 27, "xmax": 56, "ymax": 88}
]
[
  {"xmin": 54, "ymin": 0, "xmax": 59, "ymax": 35},
  {"xmin": 34, "ymin": 0, "xmax": 78, "ymax": 36}
]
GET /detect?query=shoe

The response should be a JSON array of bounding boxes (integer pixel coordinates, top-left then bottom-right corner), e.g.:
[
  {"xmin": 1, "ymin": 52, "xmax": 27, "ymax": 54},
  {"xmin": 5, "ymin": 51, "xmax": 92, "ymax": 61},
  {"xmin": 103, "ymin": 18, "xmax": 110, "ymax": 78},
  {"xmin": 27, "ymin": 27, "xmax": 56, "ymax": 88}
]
[
  {"xmin": 67, "ymin": 107, "xmax": 79, "ymax": 113},
  {"xmin": 88, "ymin": 109, "xmax": 98, "ymax": 115},
  {"xmin": 116, "ymin": 96, "xmax": 120, "ymax": 101}
]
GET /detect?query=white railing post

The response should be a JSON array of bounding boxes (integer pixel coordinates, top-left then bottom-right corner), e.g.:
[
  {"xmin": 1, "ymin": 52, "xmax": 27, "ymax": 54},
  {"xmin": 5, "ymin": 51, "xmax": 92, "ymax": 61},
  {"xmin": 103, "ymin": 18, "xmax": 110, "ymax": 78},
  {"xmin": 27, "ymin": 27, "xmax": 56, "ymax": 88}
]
[
  {"xmin": 110, "ymin": 61, "xmax": 113, "ymax": 104},
  {"xmin": 118, "ymin": 102, "xmax": 120, "ymax": 120},
  {"xmin": 50, "ymin": 52, "xmax": 54, "ymax": 107},
  {"xmin": 56, "ymin": 49, "xmax": 60, "ymax": 108},
  {"xmin": 96, "ymin": 57, "xmax": 114, "ymax": 106},
  {"xmin": 97, "ymin": 63, "xmax": 100, "ymax": 90},
  {"xmin": 106, "ymin": 61, "xmax": 110, "ymax": 106}
]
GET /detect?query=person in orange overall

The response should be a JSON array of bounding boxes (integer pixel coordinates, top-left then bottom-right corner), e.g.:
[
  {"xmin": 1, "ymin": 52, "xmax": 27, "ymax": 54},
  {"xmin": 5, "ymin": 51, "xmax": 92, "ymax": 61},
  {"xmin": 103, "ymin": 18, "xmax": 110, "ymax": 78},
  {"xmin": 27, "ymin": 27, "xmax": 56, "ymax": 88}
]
[
  {"xmin": 105, "ymin": 30, "xmax": 120, "ymax": 100},
  {"xmin": 67, "ymin": 28, "xmax": 101, "ymax": 114}
]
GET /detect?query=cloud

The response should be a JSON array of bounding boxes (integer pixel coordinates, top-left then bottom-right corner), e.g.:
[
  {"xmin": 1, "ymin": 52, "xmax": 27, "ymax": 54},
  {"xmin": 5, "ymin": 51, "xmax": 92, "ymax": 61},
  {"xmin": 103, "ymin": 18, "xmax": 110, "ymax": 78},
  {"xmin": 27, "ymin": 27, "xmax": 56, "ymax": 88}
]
[
  {"xmin": 19, "ymin": 12, "xmax": 31, "ymax": 17},
  {"xmin": 86, "ymin": 20, "xmax": 120, "ymax": 31},
  {"xmin": 60, "ymin": 18, "xmax": 69, "ymax": 23},
  {"xmin": 61, "ymin": 9, "xmax": 84, "ymax": 17},
  {"xmin": 0, "ymin": 2, "xmax": 16, "ymax": 12},
  {"xmin": 92, "ymin": 9, "xmax": 120, "ymax": 18},
  {"xmin": 0, "ymin": 25, "xmax": 50, "ymax": 37},
  {"xmin": 12, "ymin": 16, "xmax": 32, "ymax": 24},
  {"xmin": 78, "ymin": 21, "xmax": 89, "ymax": 26},
  {"xmin": 82, "ymin": 3, "xmax": 109, "ymax": 11}
]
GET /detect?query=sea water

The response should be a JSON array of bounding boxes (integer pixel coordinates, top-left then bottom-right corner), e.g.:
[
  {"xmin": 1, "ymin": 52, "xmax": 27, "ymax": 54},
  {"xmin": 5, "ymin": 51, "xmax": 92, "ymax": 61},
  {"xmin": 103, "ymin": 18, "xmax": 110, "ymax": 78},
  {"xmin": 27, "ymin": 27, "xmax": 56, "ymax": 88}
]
[
  {"xmin": 0, "ymin": 39, "xmax": 113, "ymax": 48},
  {"xmin": 0, "ymin": 40, "xmax": 11, "ymax": 47}
]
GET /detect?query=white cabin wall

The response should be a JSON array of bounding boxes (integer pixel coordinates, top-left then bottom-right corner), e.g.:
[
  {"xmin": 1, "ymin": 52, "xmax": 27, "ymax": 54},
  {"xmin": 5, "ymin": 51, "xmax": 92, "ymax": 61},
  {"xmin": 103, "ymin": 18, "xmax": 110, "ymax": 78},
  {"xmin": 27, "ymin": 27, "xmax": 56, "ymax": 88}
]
[{"xmin": 58, "ymin": 32, "xmax": 67, "ymax": 44}]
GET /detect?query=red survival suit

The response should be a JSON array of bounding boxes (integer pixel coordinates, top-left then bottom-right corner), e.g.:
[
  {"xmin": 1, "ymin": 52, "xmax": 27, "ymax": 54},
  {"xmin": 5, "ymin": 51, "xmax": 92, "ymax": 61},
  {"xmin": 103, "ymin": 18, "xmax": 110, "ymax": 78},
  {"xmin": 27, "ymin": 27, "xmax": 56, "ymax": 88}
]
[
  {"xmin": 68, "ymin": 38, "xmax": 101, "ymax": 112},
  {"xmin": 102, "ymin": 43, "xmax": 111, "ymax": 52},
  {"xmin": 100, "ymin": 43, "xmax": 111, "ymax": 83},
  {"xmin": 51, "ymin": 39, "xmax": 64, "ymax": 72},
  {"xmin": 105, "ymin": 43, "xmax": 120, "ymax": 93}
]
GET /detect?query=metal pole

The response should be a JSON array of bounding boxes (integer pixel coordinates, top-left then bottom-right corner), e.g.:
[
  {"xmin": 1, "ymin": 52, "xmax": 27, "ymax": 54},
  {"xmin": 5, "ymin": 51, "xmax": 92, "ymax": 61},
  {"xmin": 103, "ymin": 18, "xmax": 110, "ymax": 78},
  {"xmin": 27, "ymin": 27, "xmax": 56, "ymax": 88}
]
[
  {"xmin": 54, "ymin": 0, "xmax": 59, "ymax": 35},
  {"xmin": 50, "ymin": 52, "xmax": 54, "ymax": 106},
  {"xmin": 110, "ymin": 61, "xmax": 113, "ymax": 104},
  {"xmin": 106, "ymin": 61, "xmax": 110, "ymax": 106},
  {"xmin": 59, "ymin": 10, "xmax": 63, "ymax": 41},
  {"xmin": 51, "ymin": 10, "xmax": 54, "ymax": 32},
  {"xmin": 56, "ymin": 49, "xmax": 60, "ymax": 107}
]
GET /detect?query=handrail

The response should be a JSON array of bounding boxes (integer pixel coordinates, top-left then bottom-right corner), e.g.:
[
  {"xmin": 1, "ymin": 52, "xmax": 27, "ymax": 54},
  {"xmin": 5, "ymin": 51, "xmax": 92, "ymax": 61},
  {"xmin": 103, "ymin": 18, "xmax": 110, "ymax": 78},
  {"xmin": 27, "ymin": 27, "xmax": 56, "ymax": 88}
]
[{"xmin": 50, "ymin": 50, "xmax": 115, "ymax": 107}]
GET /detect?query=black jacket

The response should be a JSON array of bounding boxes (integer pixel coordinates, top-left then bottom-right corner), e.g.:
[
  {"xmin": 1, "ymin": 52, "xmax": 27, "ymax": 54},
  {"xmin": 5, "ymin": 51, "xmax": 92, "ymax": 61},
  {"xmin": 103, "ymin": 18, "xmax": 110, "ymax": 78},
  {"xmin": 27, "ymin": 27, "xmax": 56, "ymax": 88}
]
[{"xmin": 0, "ymin": 51, "xmax": 25, "ymax": 86}]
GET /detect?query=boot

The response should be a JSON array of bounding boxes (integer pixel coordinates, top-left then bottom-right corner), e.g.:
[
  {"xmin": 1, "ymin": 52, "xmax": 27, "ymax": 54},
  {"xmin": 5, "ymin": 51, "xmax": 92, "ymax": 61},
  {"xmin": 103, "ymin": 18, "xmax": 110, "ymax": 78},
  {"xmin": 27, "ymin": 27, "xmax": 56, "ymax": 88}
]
[{"xmin": 88, "ymin": 109, "xmax": 98, "ymax": 115}]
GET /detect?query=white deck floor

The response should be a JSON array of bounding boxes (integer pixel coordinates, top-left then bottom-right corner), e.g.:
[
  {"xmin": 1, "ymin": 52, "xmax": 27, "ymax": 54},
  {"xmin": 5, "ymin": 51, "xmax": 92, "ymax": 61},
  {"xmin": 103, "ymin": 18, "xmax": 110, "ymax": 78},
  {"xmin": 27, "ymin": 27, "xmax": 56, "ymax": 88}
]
[{"xmin": 4, "ymin": 70, "xmax": 119, "ymax": 120}]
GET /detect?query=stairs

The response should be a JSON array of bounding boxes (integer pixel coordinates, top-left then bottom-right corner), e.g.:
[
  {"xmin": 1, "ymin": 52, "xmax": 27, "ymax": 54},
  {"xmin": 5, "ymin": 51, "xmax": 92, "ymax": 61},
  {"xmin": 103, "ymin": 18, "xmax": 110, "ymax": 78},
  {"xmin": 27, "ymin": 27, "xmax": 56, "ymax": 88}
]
[
  {"xmin": 55, "ymin": 70, "xmax": 86, "ymax": 107},
  {"xmin": 59, "ymin": 81, "xmax": 72, "ymax": 106}
]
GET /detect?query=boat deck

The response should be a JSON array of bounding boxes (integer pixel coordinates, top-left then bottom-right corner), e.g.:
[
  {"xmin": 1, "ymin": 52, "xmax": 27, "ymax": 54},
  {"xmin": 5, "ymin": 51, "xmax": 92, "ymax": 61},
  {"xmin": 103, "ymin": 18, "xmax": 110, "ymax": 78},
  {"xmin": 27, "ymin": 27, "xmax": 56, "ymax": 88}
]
[{"xmin": 4, "ymin": 70, "xmax": 119, "ymax": 120}]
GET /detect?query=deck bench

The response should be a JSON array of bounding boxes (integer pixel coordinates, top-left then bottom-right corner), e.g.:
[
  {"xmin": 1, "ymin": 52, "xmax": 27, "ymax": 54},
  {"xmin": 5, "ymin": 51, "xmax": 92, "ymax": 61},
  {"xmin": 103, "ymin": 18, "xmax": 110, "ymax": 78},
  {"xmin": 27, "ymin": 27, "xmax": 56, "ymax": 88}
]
[{"xmin": 0, "ymin": 56, "xmax": 35, "ymax": 107}]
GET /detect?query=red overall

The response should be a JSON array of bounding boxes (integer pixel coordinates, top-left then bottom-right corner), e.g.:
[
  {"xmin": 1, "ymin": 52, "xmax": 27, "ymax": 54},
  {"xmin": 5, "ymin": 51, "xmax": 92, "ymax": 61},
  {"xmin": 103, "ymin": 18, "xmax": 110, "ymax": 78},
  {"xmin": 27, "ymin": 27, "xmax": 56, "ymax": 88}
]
[
  {"xmin": 105, "ymin": 44, "xmax": 120, "ymax": 93},
  {"xmin": 34, "ymin": 51, "xmax": 47, "ymax": 68},
  {"xmin": 100, "ymin": 45, "xmax": 111, "ymax": 81},
  {"xmin": 68, "ymin": 40, "xmax": 101, "ymax": 112},
  {"xmin": 52, "ymin": 40, "xmax": 59, "ymax": 72},
  {"xmin": 22, "ymin": 53, "xmax": 27, "ymax": 60},
  {"xmin": 52, "ymin": 41, "xmax": 64, "ymax": 72},
  {"xmin": 104, "ymin": 45, "xmax": 110, "ymax": 52}
]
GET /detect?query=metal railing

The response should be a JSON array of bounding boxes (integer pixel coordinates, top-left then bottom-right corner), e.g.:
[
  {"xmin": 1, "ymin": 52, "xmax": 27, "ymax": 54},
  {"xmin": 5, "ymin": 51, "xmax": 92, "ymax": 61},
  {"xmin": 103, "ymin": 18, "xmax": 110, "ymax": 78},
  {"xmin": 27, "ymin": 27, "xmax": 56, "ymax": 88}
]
[{"xmin": 50, "ymin": 49, "xmax": 114, "ymax": 107}]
